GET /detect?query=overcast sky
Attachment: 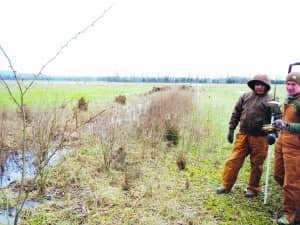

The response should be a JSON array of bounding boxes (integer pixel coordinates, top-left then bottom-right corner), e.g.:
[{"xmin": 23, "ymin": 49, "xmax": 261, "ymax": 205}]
[{"xmin": 1, "ymin": 0, "xmax": 300, "ymax": 79}]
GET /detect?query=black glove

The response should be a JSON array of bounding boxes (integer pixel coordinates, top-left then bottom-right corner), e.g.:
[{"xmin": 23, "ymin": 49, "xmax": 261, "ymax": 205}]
[
  {"xmin": 227, "ymin": 131, "xmax": 234, "ymax": 144},
  {"xmin": 266, "ymin": 133, "xmax": 276, "ymax": 145}
]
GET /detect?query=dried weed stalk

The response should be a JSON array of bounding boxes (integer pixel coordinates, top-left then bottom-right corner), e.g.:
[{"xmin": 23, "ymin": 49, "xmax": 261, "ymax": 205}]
[{"xmin": 93, "ymin": 106, "xmax": 127, "ymax": 171}]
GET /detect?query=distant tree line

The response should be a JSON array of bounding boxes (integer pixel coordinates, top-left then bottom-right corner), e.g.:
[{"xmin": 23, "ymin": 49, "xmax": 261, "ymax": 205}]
[{"xmin": 0, "ymin": 70, "xmax": 285, "ymax": 84}]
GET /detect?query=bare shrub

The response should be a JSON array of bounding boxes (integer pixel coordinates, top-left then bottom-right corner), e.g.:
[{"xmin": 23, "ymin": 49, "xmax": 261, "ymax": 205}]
[
  {"xmin": 27, "ymin": 104, "xmax": 73, "ymax": 194},
  {"xmin": 115, "ymin": 95, "xmax": 126, "ymax": 105},
  {"xmin": 92, "ymin": 106, "xmax": 128, "ymax": 171}
]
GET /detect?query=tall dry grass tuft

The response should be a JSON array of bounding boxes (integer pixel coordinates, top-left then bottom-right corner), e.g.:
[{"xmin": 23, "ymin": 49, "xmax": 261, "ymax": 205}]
[
  {"xmin": 78, "ymin": 97, "xmax": 88, "ymax": 111},
  {"xmin": 115, "ymin": 95, "xmax": 126, "ymax": 105},
  {"xmin": 137, "ymin": 86, "xmax": 194, "ymax": 148}
]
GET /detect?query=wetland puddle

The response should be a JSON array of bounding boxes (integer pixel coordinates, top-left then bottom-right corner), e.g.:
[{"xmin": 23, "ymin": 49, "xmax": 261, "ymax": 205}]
[
  {"xmin": 0, "ymin": 149, "xmax": 65, "ymax": 225},
  {"xmin": 0, "ymin": 200, "xmax": 40, "ymax": 225},
  {"xmin": 0, "ymin": 151, "xmax": 35, "ymax": 187}
]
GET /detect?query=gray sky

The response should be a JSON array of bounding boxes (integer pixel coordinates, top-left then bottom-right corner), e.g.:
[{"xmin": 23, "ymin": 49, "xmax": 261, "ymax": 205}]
[{"xmin": 1, "ymin": 0, "xmax": 300, "ymax": 79}]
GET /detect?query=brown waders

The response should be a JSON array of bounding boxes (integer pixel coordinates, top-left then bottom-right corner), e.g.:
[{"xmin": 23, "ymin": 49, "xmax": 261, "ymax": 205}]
[
  {"xmin": 274, "ymin": 103, "xmax": 300, "ymax": 222},
  {"xmin": 221, "ymin": 131, "xmax": 268, "ymax": 194}
]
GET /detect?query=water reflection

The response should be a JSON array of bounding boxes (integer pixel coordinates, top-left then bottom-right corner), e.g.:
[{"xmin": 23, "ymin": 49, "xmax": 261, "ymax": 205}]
[
  {"xmin": 0, "ymin": 149, "xmax": 65, "ymax": 225},
  {"xmin": 0, "ymin": 151, "xmax": 35, "ymax": 187},
  {"xmin": 0, "ymin": 149, "xmax": 65, "ymax": 188},
  {"xmin": 0, "ymin": 200, "xmax": 40, "ymax": 225}
]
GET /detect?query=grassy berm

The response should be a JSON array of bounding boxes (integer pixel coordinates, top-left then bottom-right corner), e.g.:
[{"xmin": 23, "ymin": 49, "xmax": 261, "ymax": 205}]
[{"xmin": 1, "ymin": 83, "xmax": 286, "ymax": 225}]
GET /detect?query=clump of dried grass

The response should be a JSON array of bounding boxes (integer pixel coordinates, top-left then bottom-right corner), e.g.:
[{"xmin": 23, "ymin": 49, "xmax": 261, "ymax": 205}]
[
  {"xmin": 115, "ymin": 95, "xmax": 126, "ymax": 105},
  {"xmin": 138, "ymin": 86, "xmax": 194, "ymax": 147},
  {"xmin": 78, "ymin": 97, "xmax": 88, "ymax": 111},
  {"xmin": 148, "ymin": 85, "xmax": 171, "ymax": 94},
  {"xmin": 176, "ymin": 150, "xmax": 186, "ymax": 170}
]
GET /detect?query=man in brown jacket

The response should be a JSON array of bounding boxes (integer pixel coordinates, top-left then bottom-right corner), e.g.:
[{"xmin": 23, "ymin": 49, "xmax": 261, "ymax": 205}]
[
  {"xmin": 272, "ymin": 72, "xmax": 300, "ymax": 225},
  {"xmin": 216, "ymin": 74, "xmax": 281, "ymax": 197}
]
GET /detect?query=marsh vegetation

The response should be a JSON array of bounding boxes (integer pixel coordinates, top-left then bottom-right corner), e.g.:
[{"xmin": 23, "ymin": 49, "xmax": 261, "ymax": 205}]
[{"xmin": 0, "ymin": 82, "xmax": 287, "ymax": 224}]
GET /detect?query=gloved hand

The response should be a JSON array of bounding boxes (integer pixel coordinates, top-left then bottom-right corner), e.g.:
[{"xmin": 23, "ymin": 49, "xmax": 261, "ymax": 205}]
[
  {"xmin": 227, "ymin": 131, "xmax": 234, "ymax": 143},
  {"xmin": 272, "ymin": 119, "xmax": 289, "ymax": 130},
  {"xmin": 266, "ymin": 133, "xmax": 276, "ymax": 145}
]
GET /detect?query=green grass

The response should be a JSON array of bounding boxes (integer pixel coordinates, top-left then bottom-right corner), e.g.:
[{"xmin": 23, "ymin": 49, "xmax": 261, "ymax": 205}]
[{"xmin": 0, "ymin": 81, "xmax": 156, "ymax": 107}]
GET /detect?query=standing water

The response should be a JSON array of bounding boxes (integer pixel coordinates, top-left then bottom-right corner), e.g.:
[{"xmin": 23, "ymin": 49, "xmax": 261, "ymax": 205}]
[
  {"xmin": 0, "ymin": 149, "xmax": 65, "ymax": 225},
  {"xmin": 0, "ymin": 151, "xmax": 35, "ymax": 187}
]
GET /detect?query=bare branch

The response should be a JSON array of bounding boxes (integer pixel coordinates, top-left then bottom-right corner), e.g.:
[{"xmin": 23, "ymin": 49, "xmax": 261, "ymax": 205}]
[
  {"xmin": 0, "ymin": 46, "xmax": 24, "ymax": 106},
  {"xmin": 23, "ymin": 4, "xmax": 113, "ymax": 94}
]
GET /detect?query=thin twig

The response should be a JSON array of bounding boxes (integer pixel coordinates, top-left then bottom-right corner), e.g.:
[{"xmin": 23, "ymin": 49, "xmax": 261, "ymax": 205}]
[
  {"xmin": 23, "ymin": 4, "xmax": 113, "ymax": 95},
  {"xmin": 76, "ymin": 108, "xmax": 108, "ymax": 130}
]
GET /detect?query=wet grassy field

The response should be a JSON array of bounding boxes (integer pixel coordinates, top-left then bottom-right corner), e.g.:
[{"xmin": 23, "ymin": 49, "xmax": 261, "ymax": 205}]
[
  {"xmin": 0, "ymin": 81, "xmax": 155, "ymax": 107},
  {"xmin": 0, "ymin": 81, "xmax": 287, "ymax": 224}
]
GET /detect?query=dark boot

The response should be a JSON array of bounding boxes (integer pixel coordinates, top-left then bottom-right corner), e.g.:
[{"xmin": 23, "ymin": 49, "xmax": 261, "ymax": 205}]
[
  {"xmin": 244, "ymin": 189, "xmax": 257, "ymax": 198},
  {"xmin": 277, "ymin": 216, "xmax": 295, "ymax": 225},
  {"xmin": 216, "ymin": 187, "xmax": 231, "ymax": 194}
]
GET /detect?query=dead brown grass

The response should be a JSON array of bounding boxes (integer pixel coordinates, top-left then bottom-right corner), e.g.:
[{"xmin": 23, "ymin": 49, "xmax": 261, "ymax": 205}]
[
  {"xmin": 0, "ymin": 107, "xmax": 22, "ymax": 151},
  {"xmin": 115, "ymin": 95, "xmax": 126, "ymax": 105},
  {"xmin": 138, "ymin": 86, "xmax": 194, "ymax": 147},
  {"xmin": 78, "ymin": 97, "xmax": 88, "ymax": 111}
]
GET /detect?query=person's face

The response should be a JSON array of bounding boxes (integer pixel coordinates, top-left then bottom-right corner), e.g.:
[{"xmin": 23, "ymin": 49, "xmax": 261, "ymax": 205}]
[
  {"xmin": 286, "ymin": 81, "xmax": 300, "ymax": 96},
  {"xmin": 254, "ymin": 82, "xmax": 267, "ymax": 95}
]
